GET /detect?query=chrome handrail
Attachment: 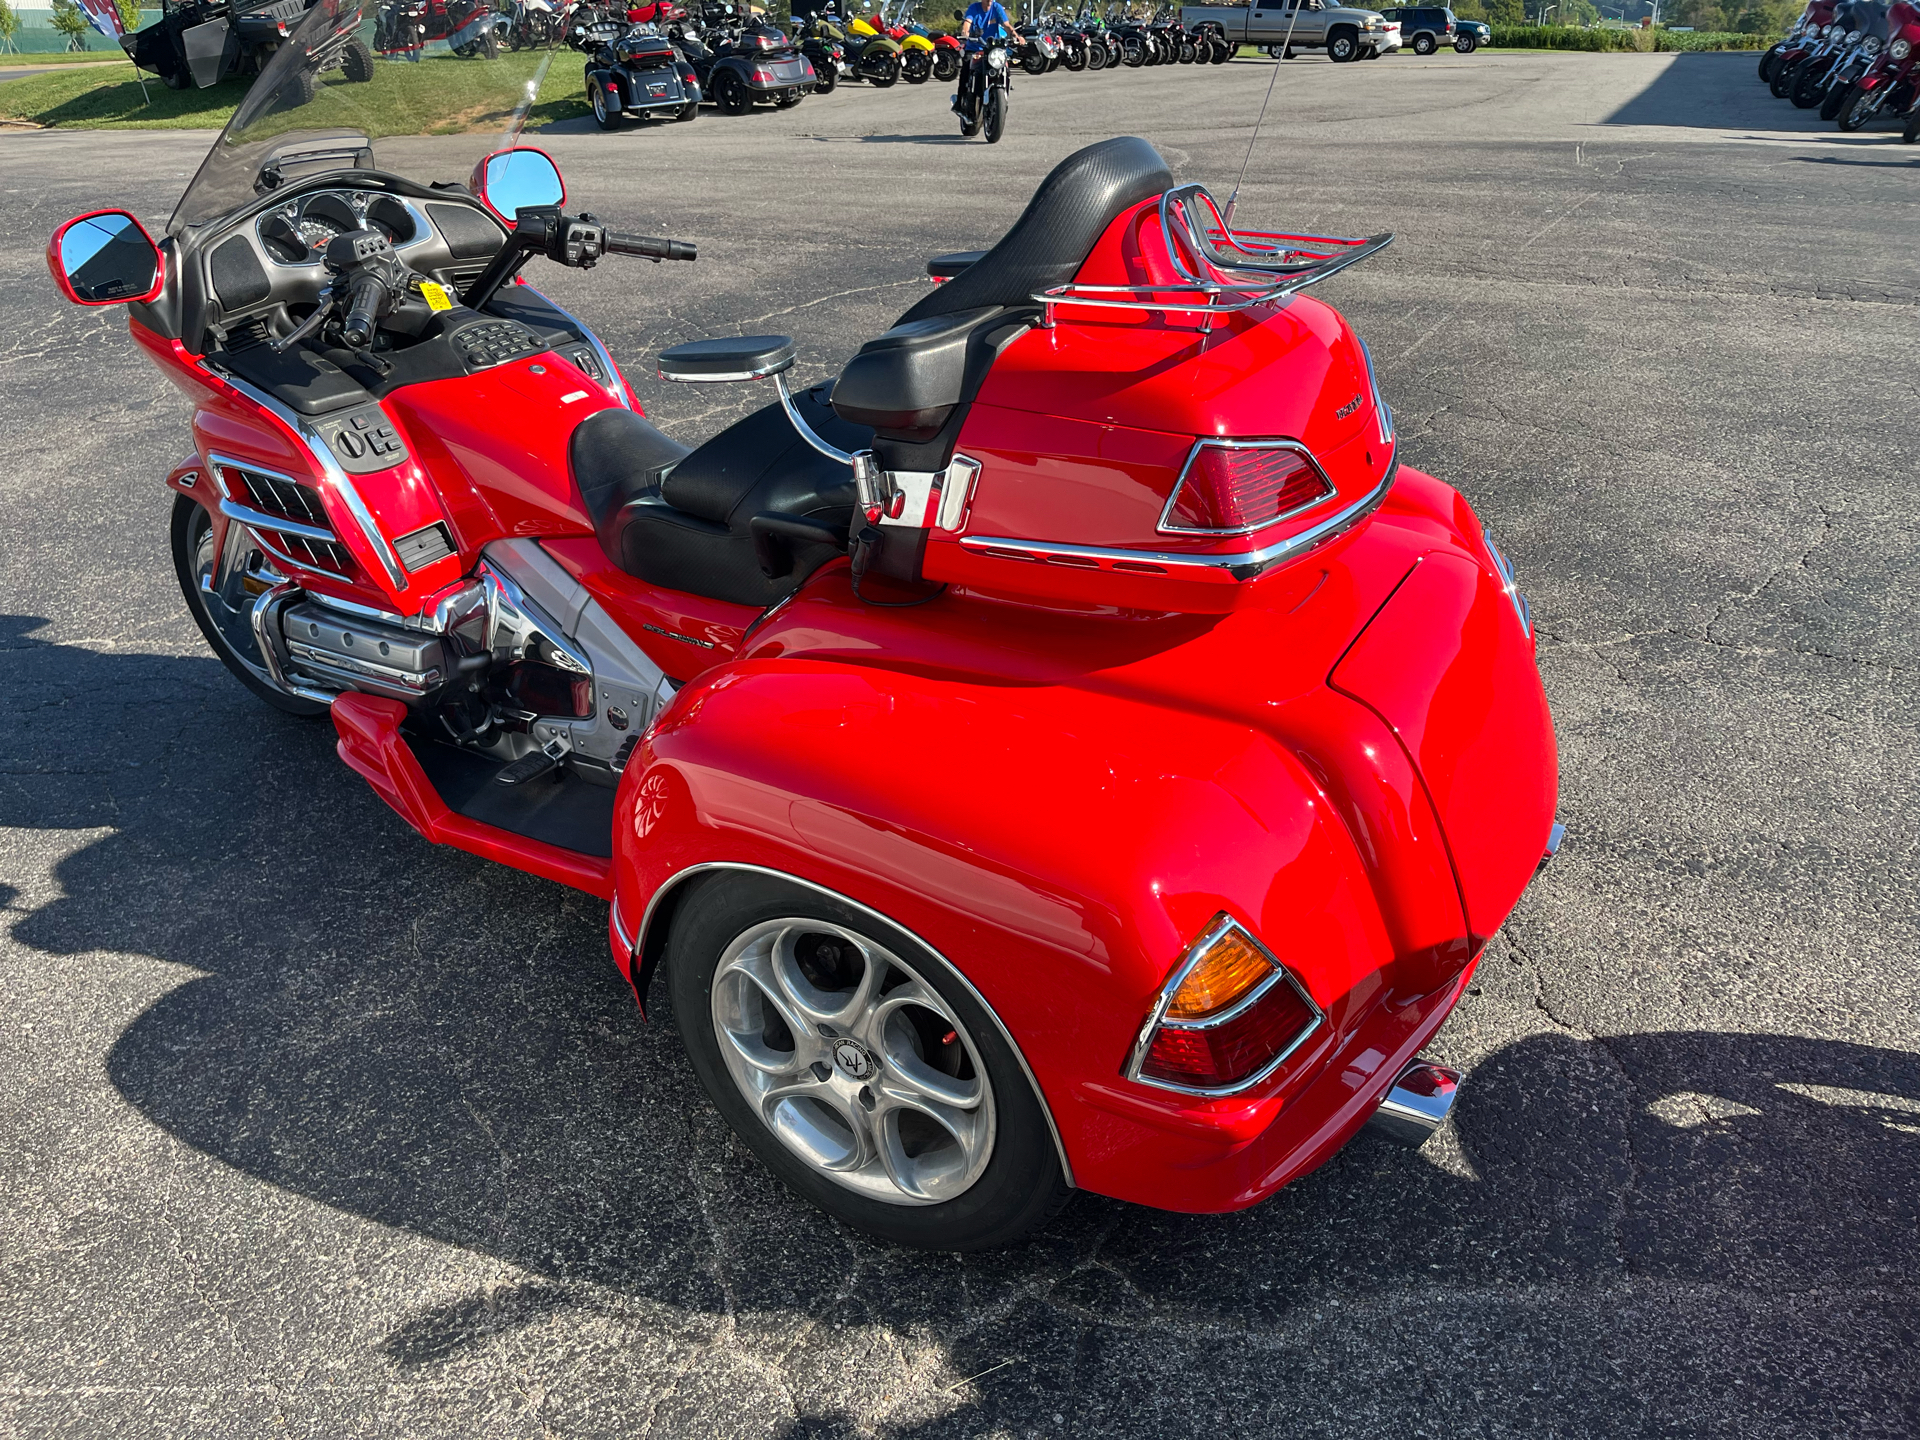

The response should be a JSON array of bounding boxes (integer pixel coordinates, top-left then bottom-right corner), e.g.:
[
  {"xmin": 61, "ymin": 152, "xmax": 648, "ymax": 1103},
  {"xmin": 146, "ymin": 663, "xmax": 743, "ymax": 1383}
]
[{"xmin": 1031, "ymin": 181, "xmax": 1392, "ymax": 325}]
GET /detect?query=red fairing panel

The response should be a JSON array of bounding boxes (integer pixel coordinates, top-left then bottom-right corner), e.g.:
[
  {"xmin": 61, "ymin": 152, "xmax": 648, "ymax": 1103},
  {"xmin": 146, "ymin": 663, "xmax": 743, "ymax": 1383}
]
[{"xmin": 1331, "ymin": 548, "xmax": 1558, "ymax": 946}]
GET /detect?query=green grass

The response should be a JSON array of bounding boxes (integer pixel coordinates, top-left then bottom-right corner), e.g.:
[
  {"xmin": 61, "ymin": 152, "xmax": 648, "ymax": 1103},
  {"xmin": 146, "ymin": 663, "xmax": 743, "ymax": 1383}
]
[
  {"xmin": 0, "ymin": 50, "xmax": 142, "ymax": 64},
  {"xmin": 0, "ymin": 49, "xmax": 590, "ymax": 130}
]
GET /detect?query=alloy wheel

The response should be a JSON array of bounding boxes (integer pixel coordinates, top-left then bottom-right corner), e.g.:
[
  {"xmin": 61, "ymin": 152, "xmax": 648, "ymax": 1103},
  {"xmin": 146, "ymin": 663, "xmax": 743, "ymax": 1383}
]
[{"xmin": 709, "ymin": 918, "xmax": 998, "ymax": 1205}]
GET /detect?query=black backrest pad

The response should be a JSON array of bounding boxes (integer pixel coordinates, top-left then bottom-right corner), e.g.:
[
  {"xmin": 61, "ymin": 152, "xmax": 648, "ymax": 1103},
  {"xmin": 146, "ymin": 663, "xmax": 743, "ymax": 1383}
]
[
  {"xmin": 831, "ymin": 307, "xmax": 999, "ymax": 438},
  {"xmin": 893, "ymin": 136, "xmax": 1172, "ymax": 326}
]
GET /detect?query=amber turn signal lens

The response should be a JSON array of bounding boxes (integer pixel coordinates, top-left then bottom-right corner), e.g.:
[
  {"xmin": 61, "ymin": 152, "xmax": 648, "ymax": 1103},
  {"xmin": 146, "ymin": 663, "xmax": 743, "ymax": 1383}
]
[{"xmin": 1164, "ymin": 924, "xmax": 1275, "ymax": 1020}]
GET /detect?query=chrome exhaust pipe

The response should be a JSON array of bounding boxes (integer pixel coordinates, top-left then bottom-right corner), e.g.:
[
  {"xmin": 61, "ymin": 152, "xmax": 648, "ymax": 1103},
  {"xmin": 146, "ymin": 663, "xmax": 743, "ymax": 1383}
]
[{"xmin": 1367, "ymin": 1059, "xmax": 1461, "ymax": 1147}]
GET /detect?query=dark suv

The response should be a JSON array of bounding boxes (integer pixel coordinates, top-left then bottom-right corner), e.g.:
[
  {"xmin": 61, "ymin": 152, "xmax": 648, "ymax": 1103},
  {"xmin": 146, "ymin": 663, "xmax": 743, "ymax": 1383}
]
[{"xmin": 1378, "ymin": 5, "xmax": 1457, "ymax": 53}]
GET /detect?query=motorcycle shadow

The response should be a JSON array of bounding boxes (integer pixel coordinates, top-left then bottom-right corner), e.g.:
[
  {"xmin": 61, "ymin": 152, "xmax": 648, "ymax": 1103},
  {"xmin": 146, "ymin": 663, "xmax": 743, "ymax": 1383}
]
[{"xmin": 7, "ymin": 617, "xmax": 1918, "ymax": 1427}]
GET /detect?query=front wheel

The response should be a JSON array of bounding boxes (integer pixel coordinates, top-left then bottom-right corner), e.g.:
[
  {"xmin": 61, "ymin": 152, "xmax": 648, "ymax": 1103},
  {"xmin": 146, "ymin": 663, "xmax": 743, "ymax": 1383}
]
[
  {"xmin": 1770, "ymin": 58, "xmax": 1799, "ymax": 98},
  {"xmin": 1455, "ymin": 35, "xmax": 1477, "ymax": 53},
  {"xmin": 1819, "ymin": 77, "xmax": 1853, "ymax": 121},
  {"xmin": 1905, "ymin": 105, "xmax": 1920, "ymax": 142},
  {"xmin": 1329, "ymin": 29, "xmax": 1359, "ymax": 62},
  {"xmin": 1837, "ymin": 83, "xmax": 1876, "ymax": 130},
  {"xmin": 1413, "ymin": 32, "xmax": 1435, "ymax": 55},
  {"xmin": 1211, "ymin": 37, "xmax": 1233, "ymax": 62},
  {"xmin": 171, "ymin": 495, "xmax": 325, "ymax": 718},
  {"xmin": 1790, "ymin": 64, "xmax": 1828, "ymax": 108},
  {"xmin": 1122, "ymin": 36, "xmax": 1144, "ymax": 66},
  {"xmin": 934, "ymin": 48, "xmax": 959, "ymax": 81},
  {"xmin": 1063, "ymin": 44, "xmax": 1085, "ymax": 70},
  {"xmin": 984, "ymin": 84, "xmax": 1006, "ymax": 142},
  {"xmin": 1758, "ymin": 41, "xmax": 1783, "ymax": 81},
  {"xmin": 667, "ymin": 873, "xmax": 1072, "ymax": 1251}
]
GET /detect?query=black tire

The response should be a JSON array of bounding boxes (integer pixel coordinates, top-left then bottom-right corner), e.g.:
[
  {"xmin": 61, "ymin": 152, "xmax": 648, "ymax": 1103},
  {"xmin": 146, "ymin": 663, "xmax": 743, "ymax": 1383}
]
[
  {"xmin": 869, "ymin": 54, "xmax": 899, "ymax": 86},
  {"xmin": 1413, "ymin": 32, "xmax": 1435, "ymax": 54},
  {"xmin": 1819, "ymin": 77, "xmax": 1851, "ymax": 121},
  {"xmin": 984, "ymin": 84, "xmax": 1006, "ymax": 143},
  {"xmin": 590, "ymin": 79, "xmax": 620, "ymax": 128},
  {"xmin": 1454, "ymin": 35, "xmax": 1477, "ymax": 53},
  {"xmin": 1086, "ymin": 39, "xmax": 1106, "ymax": 69},
  {"xmin": 667, "ymin": 872, "xmax": 1072, "ymax": 1251},
  {"xmin": 675, "ymin": 98, "xmax": 698, "ymax": 120},
  {"xmin": 1770, "ymin": 58, "xmax": 1799, "ymax": 98},
  {"xmin": 1329, "ymin": 27, "xmax": 1359, "ymax": 62},
  {"xmin": 1122, "ymin": 36, "xmax": 1144, "ymax": 65},
  {"xmin": 1758, "ymin": 42, "xmax": 1782, "ymax": 81},
  {"xmin": 959, "ymin": 106, "xmax": 980, "ymax": 136},
  {"xmin": 1063, "ymin": 44, "xmax": 1085, "ymax": 70},
  {"xmin": 1022, "ymin": 48, "xmax": 1047, "ymax": 74},
  {"xmin": 1905, "ymin": 106, "xmax": 1920, "ymax": 142},
  {"xmin": 162, "ymin": 67, "xmax": 190, "ymax": 89},
  {"xmin": 1791, "ymin": 64, "xmax": 1828, "ymax": 108},
  {"xmin": 171, "ymin": 495, "xmax": 326, "ymax": 718},
  {"xmin": 340, "ymin": 35, "xmax": 376, "ymax": 82},
  {"xmin": 904, "ymin": 48, "xmax": 932, "ymax": 82},
  {"xmin": 813, "ymin": 65, "xmax": 838, "ymax": 93},
  {"xmin": 1836, "ymin": 82, "xmax": 1874, "ymax": 130},
  {"xmin": 1178, "ymin": 40, "xmax": 1195, "ymax": 62},
  {"xmin": 934, "ymin": 48, "xmax": 959, "ymax": 81},
  {"xmin": 1211, "ymin": 37, "xmax": 1232, "ymax": 61},
  {"xmin": 715, "ymin": 68, "xmax": 752, "ymax": 112}
]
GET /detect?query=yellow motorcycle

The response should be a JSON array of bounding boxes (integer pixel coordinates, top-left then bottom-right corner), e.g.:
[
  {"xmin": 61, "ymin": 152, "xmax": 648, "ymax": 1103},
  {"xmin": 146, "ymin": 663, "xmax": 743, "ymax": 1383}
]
[{"xmin": 847, "ymin": 0, "xmax": 925, "ymax": 83}]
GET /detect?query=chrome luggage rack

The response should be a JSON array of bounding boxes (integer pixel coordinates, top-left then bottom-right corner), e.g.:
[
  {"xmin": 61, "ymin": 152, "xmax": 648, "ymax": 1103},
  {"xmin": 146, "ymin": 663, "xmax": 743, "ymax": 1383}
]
[{"xmin": 1032, "ymin": 183, "xmax": 1392, "ymax": 326}]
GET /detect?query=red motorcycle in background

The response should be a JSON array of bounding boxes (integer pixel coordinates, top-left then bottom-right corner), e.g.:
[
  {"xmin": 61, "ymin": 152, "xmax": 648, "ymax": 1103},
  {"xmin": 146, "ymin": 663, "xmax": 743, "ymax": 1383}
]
[
  {"xmin": 1834, "ymin": 0, "xmax": 1920, "ymax": 135},
  {"xmin": 48, "ymin": 0, "xmax": 1558, "ymax": 1249}
]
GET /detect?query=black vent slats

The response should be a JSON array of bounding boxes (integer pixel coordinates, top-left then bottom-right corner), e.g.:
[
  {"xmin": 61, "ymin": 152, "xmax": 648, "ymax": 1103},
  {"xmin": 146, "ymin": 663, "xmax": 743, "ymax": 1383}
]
[{"xmin": 394, "ymin": 523, "xmax": 455, "ymax": 572}]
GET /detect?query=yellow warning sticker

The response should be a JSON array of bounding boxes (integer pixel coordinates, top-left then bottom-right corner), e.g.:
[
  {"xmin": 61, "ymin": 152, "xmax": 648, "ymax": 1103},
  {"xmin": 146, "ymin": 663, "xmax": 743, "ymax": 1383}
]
[{"xmin": 419, "ymin": 281, "xmax": 454, "ymax": 312}]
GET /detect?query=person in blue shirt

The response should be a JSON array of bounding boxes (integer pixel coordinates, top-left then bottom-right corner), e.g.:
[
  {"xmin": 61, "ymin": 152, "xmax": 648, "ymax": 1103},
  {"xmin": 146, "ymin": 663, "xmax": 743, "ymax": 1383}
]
[{"xmin": 954, "ymin": 0, "xmax": 1011, "ymax": 115}]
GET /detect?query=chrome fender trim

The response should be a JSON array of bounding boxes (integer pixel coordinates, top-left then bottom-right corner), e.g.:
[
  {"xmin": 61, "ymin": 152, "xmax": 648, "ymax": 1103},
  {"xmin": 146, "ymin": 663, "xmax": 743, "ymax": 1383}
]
[{"xmin": 630, "ymin": 860, "xmax": 1075, "ymax": 1188}]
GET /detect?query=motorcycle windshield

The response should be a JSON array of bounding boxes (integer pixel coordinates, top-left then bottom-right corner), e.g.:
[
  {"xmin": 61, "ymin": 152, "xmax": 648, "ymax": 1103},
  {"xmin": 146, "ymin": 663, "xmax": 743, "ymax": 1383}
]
[{"xmin": 169, "ymin": 0, "xmax": 559, "ymax": 236}]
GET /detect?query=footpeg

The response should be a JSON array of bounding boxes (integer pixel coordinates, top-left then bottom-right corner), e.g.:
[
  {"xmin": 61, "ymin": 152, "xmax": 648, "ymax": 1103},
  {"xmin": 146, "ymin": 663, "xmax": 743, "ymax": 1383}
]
[{"xmin": 495, "ymin": 734, "xmax": 571, "ymax": 787}]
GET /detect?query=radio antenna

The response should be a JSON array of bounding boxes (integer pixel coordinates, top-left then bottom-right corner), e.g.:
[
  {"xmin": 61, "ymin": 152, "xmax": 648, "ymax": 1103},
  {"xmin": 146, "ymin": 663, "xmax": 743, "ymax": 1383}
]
[{"xmin": 1223, "ymin": 7, "xmax": 1302, "ymax": 228}]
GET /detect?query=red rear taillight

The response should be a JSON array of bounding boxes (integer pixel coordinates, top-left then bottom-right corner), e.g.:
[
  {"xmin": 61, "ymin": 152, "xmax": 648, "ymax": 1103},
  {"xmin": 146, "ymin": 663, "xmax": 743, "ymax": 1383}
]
[
  {"xmin": 1126, "ymin": 916, "xmax": 1325, "ymax": 1096},
  {"xmin": 1160, "ymin": 442, "xmax": 1333, "ymax": 535}
]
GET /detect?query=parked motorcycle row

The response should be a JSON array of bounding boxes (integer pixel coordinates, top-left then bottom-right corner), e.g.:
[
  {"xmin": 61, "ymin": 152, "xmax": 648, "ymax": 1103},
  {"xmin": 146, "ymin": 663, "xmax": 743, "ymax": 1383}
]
[
  {"xmin": 558, "ymin": 0, "xmax": 1237, "ymax": 138},
  {"xmin": 1757, "ymin": 0, "xmax": 1920, "ymax": 139}
]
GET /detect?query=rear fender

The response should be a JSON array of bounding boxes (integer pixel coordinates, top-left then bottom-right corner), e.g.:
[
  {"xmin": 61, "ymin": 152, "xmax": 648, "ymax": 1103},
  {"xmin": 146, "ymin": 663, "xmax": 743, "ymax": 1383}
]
[{"xmin": 611, "ymin": 657, "xmax": 1400, "ymax": 1203}]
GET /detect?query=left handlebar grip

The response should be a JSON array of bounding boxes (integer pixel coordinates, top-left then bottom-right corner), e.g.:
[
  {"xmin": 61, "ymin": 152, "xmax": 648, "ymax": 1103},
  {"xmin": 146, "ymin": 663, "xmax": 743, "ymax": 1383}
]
[
  {"xmin": 606, "ymin": 232, "xmax": 699, "ymax": 262},
  {"xmin": 340, "ymin": 271, "xmax": 386, "ymax": 349}
]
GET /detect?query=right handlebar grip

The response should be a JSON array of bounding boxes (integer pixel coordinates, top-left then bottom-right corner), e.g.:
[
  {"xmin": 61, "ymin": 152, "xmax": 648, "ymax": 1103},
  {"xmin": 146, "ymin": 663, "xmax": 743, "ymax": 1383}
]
[{"xmin": 606, "ymin": 232, "xmax": 698, "ymax": 262}]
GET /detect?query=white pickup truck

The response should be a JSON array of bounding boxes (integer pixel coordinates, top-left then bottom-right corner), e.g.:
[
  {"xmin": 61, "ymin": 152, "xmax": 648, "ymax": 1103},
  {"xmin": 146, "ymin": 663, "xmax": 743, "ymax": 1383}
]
[{"xmin": 1179, "ymin": 0, "xmax": 1400, "ymax": 61}]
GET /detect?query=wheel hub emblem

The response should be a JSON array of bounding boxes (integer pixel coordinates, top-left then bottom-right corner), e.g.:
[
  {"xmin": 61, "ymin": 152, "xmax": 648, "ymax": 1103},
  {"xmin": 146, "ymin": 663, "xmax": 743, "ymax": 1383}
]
[{"xmin": 831, "ymin": 1038, "xmax": 878, "ymax": 1081}]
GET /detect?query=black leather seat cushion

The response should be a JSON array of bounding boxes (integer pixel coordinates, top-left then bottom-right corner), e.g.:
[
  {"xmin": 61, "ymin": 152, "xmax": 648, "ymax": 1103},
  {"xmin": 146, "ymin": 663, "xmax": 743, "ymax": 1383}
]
[
  {"xmin": 892, "ymin": 137, "xmax": 1172, "ymax": 326},
  {"xmin": 572, "ymin": 387, "xmax": 869, "ymax": 610}
]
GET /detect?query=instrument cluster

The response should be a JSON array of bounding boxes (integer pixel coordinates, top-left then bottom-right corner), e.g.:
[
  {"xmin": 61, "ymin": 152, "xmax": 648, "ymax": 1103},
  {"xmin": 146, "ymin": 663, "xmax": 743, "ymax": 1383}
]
[{"xmin": 256, "ymin": 189, "xmax": 431, "ymax": 267}]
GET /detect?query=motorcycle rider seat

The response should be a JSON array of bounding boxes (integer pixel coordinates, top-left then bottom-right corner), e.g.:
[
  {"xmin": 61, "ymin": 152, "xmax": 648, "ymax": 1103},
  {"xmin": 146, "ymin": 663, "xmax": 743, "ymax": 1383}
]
[
  {"xmin": 571, "ymin": 137, "xmax": 1175, "ymax": 608},
  {"xmin": 571, "ymin": 386, "xmax": 866, "ymax": 609}
]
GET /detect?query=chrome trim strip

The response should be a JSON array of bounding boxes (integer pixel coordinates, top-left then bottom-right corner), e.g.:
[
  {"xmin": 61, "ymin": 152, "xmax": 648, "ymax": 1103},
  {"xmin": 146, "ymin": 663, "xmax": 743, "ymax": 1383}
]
[
  {"xmin": 217, "ymin": 498, "xmax": 336, "ymax": 546},
  {"xmin": 202, "ymin": 365, "xmax": 410, "ymax": 589},
  {"xmin": 519, "ymin": 284, "xmax": 633, "ymax": 410},
  {"xmin": 1356, "ymin": 334, "xmax": 1395, "ymax": 449},
  {"xmin": 1122, "ymin": 913, "xmax": 1328, "ymax": 1101},
  {"xmin": 1156, "ymin": 438, "xmax": 1337, "ymax": 538},
  {"xmin": 962, "ymin": 455, "xmax": 1396, "ymax": 584},
  {"xmin": 632, "ymin": 860, "xmax": 1075, "ymax": 1189},
  {"xmin": 774, "ymin": 371, "xmax": 856, "ymax": 465}
]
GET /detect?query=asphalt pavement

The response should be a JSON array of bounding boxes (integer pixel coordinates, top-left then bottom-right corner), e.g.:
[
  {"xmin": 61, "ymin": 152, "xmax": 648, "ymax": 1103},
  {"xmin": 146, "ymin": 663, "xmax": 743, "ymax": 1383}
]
[{"xmin": 2, "ymin": 48, "xmax": 1916, "ymax": 1440}]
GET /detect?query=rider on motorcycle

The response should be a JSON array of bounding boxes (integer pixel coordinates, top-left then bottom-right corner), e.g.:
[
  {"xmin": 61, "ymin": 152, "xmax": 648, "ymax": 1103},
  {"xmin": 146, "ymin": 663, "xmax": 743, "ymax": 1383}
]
[{"xmin": 953, "ymin": 0, "xmax": 1011, "ymax": 114}]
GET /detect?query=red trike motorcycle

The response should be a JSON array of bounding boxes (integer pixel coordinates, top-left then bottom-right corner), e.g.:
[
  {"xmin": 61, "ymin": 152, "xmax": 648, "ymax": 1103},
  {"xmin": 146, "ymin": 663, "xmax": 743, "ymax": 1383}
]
[{"xmin": 48, "ymin": 0, "xmax": 1558, "ymax": 1249}]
